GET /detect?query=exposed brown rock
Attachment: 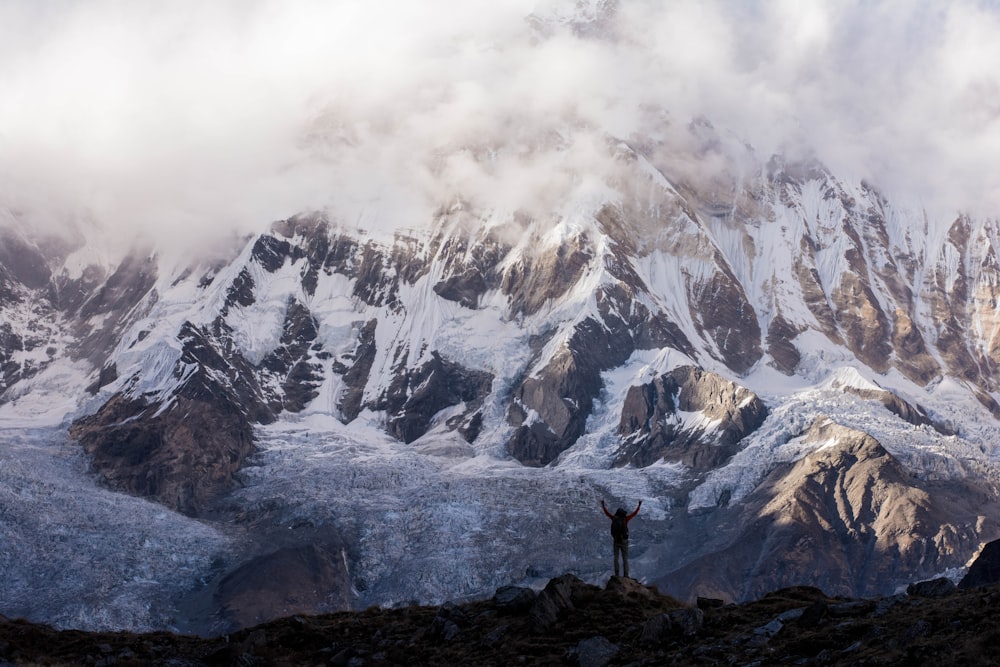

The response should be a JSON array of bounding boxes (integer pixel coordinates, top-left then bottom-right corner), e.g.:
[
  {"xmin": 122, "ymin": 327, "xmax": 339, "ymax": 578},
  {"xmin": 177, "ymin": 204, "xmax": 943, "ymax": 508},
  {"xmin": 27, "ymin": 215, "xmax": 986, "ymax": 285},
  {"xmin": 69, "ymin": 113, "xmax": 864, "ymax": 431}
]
[
  {"xmin": 506, "ymin": 275, "xmax": 693, "ymax": 467},
  {"xmin": 70, "ymin": 322, "xmax": 273, "ymax": 515},
  {"xmin": 615, "ymin": 366, "xmax": 768, "ymax": 469},
  {"xmin": 378, "ymin": 351, "xmax": 493, "ymax": 443},
  {"xmin": 70, "ymin": 392, "xmax": 256, "ymax": 516},
  {"xmin": 959, "ymin": 538, "xmax": 1000, "ymax": 589},
  {"xmin": 216, "ymin": 544, "xmax": 353, "ymax": 631},
  {"xmin": 662, "ymin": 418, "xmax": 1000, "ymax": 602},
  {"xmin": 890, "ymin": 306, "xmax": 939, "ymax": 383},
  {"xmin": 507, "ymin": 311, "xmax": 636, "ymax": 466},
  {"xmin": 689, "ymin": 261, "xmax": 762, "ymax": 373},
  {"xmin": 434, "ymin": 268, "xmax": 487, "ymax": 308},
  {"xmin": 830, "ymin": 272, "xmax": 892, "ymax": 373},
  {"xmin": 766, "ymin": 313, "xmax": 802, "ymax": 374},
  {"xmin": 501, "ymin": 228, "xmax": 593, "ymax": 317},
  {"xmin": 794, "ymin": 238, "xmax": 843, "ymax": 343}
]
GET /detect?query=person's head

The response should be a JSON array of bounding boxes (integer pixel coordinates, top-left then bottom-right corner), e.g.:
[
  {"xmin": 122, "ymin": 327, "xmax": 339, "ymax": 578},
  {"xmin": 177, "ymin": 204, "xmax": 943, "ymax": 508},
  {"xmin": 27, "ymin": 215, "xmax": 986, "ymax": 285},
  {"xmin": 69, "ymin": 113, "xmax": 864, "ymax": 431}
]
[{"xmin": 615, "ymin": 508, "xmax": 626, "ymax": 518}]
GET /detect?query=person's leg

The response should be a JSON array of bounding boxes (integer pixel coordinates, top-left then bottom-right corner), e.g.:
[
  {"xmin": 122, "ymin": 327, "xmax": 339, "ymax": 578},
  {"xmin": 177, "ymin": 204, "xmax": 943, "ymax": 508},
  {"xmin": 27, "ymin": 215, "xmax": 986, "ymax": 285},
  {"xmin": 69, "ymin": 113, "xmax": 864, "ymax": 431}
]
[
  {"xmin": 613, "ymin": 542, "xmax": 621, "ymax": 576},
  {"xmin": 622, "ymin": 542, "xmax": 629, "ymax": 578}
]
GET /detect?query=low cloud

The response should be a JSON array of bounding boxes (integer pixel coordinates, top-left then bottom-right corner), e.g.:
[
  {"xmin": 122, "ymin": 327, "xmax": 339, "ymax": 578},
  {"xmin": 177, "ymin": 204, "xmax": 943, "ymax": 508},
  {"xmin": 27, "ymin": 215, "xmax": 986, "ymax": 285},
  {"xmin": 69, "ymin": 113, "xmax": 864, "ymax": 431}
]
[{"xmin": 2, "ymin": 0, "xmax": 999, "ymax": 252}]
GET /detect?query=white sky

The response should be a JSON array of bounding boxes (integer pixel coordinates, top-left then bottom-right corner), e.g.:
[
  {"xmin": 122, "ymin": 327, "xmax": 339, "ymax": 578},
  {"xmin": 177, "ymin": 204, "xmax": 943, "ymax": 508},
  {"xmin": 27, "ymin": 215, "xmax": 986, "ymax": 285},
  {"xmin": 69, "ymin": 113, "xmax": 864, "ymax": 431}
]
[{"xmin": 2, "ymin": 0, "xmax": 1000, "ymax": 250}]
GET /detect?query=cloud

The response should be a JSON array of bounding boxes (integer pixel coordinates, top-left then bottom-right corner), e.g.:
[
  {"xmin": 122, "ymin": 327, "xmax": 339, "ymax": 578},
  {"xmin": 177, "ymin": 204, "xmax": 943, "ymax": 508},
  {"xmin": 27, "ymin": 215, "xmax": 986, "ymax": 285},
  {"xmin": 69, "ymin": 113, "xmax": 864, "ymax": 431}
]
[{"xmin": 1, "ymin": 0, "xmax": 999, "ymax": 253}]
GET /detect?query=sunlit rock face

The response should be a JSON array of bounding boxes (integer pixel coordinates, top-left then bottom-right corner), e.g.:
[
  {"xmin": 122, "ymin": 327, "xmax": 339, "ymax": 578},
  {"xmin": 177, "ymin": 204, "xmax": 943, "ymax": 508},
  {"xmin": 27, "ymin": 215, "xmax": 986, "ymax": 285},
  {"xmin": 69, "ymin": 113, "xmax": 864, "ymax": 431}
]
[
  {"xmin": 661, "ymin": 419, "xmax": 998, "ymax": 603},
  {"xmin": 615, "ymin": 366, "xmax": 768, "ymax": 470}
]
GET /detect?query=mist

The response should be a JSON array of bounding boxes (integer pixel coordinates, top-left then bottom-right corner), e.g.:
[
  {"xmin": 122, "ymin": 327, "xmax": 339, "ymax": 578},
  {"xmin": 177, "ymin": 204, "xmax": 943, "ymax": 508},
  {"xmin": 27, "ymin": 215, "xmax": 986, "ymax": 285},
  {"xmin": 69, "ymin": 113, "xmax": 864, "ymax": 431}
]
[{"xmin": 2, "ymin": 0, "xmax": 999, "ymax": 252}]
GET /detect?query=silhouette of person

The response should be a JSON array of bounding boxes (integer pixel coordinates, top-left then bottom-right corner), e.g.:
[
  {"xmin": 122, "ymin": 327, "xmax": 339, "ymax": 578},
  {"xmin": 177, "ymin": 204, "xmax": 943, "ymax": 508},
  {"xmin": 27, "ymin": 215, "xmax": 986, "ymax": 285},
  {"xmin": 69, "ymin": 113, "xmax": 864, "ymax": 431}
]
[{"xmin": 601, "ymin": 499, "xmax": 641, "ymax": 578}]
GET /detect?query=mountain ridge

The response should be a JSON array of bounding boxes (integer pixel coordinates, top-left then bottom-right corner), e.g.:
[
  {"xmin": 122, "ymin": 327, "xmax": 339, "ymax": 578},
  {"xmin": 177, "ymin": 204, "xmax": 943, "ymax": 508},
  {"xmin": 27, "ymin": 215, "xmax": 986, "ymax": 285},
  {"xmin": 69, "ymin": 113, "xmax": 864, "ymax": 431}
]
[{"xmin": 4, "ymin": 137, "xmax": 1000, "ymax": 632}]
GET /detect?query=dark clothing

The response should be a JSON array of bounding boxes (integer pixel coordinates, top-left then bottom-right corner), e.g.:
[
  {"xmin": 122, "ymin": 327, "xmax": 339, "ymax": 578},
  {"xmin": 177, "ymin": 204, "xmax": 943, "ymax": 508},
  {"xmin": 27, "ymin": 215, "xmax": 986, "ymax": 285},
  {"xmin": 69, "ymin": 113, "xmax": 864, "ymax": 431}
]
[
  {"xmin": 613, "ymin": 540, "xmax": 629, "ymax": 578},
  {"xmin": 602, "ymin": 501, "xmax": 641, "ymax": 577}
]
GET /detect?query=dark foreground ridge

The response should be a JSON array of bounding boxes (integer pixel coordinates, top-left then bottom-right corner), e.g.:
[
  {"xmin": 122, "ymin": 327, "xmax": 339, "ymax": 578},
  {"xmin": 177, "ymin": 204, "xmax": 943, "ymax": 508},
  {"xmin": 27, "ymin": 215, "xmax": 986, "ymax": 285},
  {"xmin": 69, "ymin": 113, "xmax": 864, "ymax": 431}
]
[{"xmin": 5, "ymin": 573, "xmax": 1000, "ymax": 666}]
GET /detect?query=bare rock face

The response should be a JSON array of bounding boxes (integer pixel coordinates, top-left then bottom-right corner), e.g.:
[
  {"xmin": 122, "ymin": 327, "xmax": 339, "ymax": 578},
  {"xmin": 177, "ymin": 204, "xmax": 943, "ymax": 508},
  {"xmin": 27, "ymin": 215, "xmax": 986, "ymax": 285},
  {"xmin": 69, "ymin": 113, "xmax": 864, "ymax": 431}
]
[
  {"xmin": 506, "ymin": 311, "xmax": 642, "ymax": 466},
  {"xmin": 958, "ymin": 539, "xmax": 1000, "ymax": 589},
  {"xmin": 765, "ymin": 314, "xmax": 802, "ymax": 375},
  {"xmin": 830, "ymin": 272, "xmax": 893, "ymax": 373},
  {"xmin": 689, "ymin": 264, "xmax": 762, "ymax": 374},
  {"xmin": 507, "ymin": 343, "xmax": 604, "ymax": 466},
  {"xmin": 70, "ymin": 322, "xmax": 273, "ymax": 515},
  {"xmin": 334, "ymin": 319, "xmax": 378, "ymax": 422},
  {"xmin": 71, "ymin": 392, "xmax": 256, "ymax": 516},
  {"xmin": 528, "ymin": 573, "xmax": 595, "ymax": 629},
  {"xmin": 663, "ymin": 418, "xmax": 999, "ymax": 602},
  {"xmin": 430, "ymin": 227, "xmax": 507, "ymax": 310},
  {"xmin": 216, "ymin": 543, "xmax": 354, "ymax": 631},
  {"xmin": 71, "ymin": 250, "xmax": 159, "ymax": 365},
  {"xmin": 501, "ymin": 228, "xmax": 593, "ymax": 318},
  {"xmin": 615, "ymin": 366, "xmax": 768, "ymax": 469},
  {"xmin": 258, "ymin": 300, "xmax": 324, "ymax": 413},
  {"xmin": 0, "ymin": 322, "xmax": 22, "ymax": 394},
  {"xmin": 506, "ymin": 278, "xmax": 693, "ymax": 467},
  {"xmin": 378, "ymin": 351, "xmax": 494, "ymax": 443}
]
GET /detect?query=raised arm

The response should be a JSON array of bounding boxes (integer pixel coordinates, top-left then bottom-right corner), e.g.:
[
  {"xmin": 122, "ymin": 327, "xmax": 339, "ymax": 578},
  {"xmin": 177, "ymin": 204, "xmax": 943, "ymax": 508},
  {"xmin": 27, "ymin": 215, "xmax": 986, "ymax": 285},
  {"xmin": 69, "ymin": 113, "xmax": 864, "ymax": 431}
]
[
  {"xmin": 601, "ymin": 499, "xmax": 614, "ymax": 519},
  {"xmin": 626, "ymin": 499, "xmax": 642, "ymax": 521}
]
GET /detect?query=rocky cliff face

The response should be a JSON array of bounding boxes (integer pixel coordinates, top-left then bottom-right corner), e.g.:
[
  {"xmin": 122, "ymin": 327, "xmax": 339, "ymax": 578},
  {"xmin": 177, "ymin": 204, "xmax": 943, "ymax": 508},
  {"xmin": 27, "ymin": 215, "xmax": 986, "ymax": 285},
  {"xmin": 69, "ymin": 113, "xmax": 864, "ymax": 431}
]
[
  {"xmin": 615, "ymin": 365, "xmax": 768, "ymax": 469},
  {"xmin": 663, "ymin": 419, "xmax": 1000, "ymax": 602},
  {"xmin": 69, "ymin": 321, "xmax": 272, "ymax": 514}
]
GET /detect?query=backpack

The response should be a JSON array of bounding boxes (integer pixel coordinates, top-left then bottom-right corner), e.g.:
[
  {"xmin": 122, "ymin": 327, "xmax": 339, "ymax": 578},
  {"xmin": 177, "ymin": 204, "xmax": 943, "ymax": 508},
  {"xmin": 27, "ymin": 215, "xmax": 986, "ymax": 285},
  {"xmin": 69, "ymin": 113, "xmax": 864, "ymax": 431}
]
[{"xmin": 611, "ymin": 511, "xmax": 628, "ymax": 541}]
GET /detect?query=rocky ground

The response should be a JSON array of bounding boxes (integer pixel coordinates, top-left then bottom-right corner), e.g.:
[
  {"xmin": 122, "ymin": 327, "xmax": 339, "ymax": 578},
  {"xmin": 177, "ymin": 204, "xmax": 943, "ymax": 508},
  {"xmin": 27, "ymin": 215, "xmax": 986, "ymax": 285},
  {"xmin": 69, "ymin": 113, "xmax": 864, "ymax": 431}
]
[{"xmin": 3, "ymin": 574, "xmax": 1000, "ymax": 666}]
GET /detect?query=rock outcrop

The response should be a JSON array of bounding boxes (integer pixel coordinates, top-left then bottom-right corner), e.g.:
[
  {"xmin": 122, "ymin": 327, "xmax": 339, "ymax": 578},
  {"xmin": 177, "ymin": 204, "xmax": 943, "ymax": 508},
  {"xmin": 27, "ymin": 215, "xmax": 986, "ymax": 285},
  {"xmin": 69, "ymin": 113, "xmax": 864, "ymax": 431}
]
[
  {"xmin": 70, "ymin": 322, "xmax": 273, "ymax": 515},
  {"xmin": 662, "ymin": 418, "xmax": 1000, "ymax": 602},
  {"xmin": 215, "ymin": 543, "xmax": 353, "ymax": 631},
  {"xmin": 959, "ymin": 538, "xmax": 1000, "ymax": 589},
  {"xmin": 615, "ymin": 365, "xmax": 768, "ymax": 469}
]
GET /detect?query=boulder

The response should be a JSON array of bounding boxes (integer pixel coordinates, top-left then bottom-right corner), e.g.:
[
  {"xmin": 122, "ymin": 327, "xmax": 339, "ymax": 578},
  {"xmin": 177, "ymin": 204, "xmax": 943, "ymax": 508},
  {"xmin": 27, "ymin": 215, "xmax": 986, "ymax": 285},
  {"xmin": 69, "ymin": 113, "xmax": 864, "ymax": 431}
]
[
  {"xmin": 639, "ymin": 608, "xmax": 704, "ymax": 645},
  {"xmin": 605, "ymin": 575, "xmax": 660, "ymax": 602},
  {"xmin": 430, "ymin": 601, "xmax": 470, "ymax": 639},
  {"xmin": 696, "ymin": 597, "xmax": 725, "ymax": 610},
  {"xmin": 570, "ymin": 636, "xmax": 619, "ymax": 667},
  {"xmin": 797, "ymin": 600, "xmax": 829, "ymax": 628},
  {"xmin": 529, "ymin": 574, "xmax": 591, "ymax": 629},
  {"xmin": 493, "ymin": 586, "xmax": 537, "ymax": 614},
  {"xmin": 906, "ymin": 578, "xmax": 956, "ymax": 598}
]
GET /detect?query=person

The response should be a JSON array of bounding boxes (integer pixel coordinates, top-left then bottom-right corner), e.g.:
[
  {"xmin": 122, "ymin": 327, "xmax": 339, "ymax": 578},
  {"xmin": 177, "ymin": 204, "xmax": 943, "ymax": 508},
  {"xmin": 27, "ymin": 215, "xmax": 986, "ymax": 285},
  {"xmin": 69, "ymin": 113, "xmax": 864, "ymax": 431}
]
[{"xmin": 601, "ymin": 498, "xmax": 641, "ymax": 578}]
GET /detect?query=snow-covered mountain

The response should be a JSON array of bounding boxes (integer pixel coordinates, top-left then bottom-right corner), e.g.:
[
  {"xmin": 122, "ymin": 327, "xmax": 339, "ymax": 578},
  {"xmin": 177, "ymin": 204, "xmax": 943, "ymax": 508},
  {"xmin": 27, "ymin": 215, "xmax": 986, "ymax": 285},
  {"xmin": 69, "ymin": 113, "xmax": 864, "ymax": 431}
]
[{"xmin": 4, "ymin": 124, "xmax": 1000, "ymax": 634}]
